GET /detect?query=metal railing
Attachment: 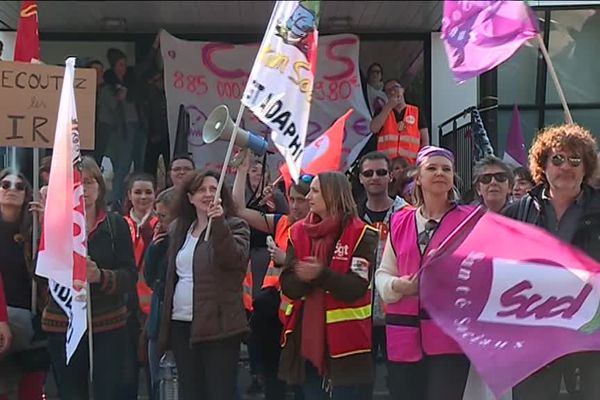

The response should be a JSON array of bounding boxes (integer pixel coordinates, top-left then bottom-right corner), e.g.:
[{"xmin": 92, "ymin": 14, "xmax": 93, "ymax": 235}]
[{"xmin": 438, "ymin": 108, "xmax": 475, "ymax": 195}]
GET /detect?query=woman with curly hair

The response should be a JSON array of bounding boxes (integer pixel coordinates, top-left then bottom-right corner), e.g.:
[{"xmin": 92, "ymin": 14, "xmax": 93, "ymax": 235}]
[{"xmin": 504, "ymin": 124, "xmax": 600, "ymax": 400}]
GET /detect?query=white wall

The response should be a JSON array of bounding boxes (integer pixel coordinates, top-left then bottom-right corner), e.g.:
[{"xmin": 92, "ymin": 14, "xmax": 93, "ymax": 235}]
[
  {"xmin": 430, "ymin": 32, "xmax": 477, "ymax": 146},
  {"xmin": 0, "ymin": 31, "xmax": 16, "ymax": 61}
]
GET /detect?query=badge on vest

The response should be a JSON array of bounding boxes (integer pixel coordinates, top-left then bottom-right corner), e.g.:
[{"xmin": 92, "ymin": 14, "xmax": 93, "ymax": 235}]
[
  {"xmin": 406, "ymin": 115, "xmax": 416, "ymax": 125},
  {"xmin": 334, "ymin": 241, "xmax": 350, "ymax": 260},
  {"xmin": 351, "ymin": 257, "xmax": 370, "ymax": 281}
]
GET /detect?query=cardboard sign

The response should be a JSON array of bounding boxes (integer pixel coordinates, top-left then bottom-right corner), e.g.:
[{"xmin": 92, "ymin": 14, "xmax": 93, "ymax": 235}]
[{"xmin": 0, "ymin": 61, "xmax": 96, "ymax": 149}]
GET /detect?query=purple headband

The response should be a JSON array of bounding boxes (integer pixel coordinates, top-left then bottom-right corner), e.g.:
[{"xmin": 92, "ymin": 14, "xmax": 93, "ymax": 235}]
[{"xmin": 416, "ymin": 145, "xmax": 455, "ymax": 166}]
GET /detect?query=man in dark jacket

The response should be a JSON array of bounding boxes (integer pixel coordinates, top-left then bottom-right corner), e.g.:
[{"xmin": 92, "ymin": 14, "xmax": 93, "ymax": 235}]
[{"xmin": 504, "ymin": 123, "xmax": 600, "ymax": 400}]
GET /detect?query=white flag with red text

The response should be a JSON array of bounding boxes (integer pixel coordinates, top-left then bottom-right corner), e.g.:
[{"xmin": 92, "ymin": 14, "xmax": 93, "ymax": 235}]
[
  {"xmin": 36, "ymin": 58, "xmax": 88, "ymax": 363},
  {"xmin": 242, "ymin": 0, "xmax": 320, "ymax": 181}
]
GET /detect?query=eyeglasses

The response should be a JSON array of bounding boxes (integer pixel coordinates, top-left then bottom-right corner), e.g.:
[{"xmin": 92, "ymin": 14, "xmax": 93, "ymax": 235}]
[
  {"xmin": 418, "ymin": 219, "xmax": 439, "ymax": 247},
  {"xmin": 300, "ymin": 174, "xmax": 314, "ymax": 184},
  {"xmin": 361, "ymin": 169, "xmax": 389, "ymax": 178},
  {"xmin": 0, "ymin": 180, "xmax": 25, "ymax": 191},
  {"xmin": 551, "ymin": 154, "xmax": 582, "ymax": 168},
  {"xmin": 478, "ymin": 172, "xmax": 509, "ymax": 184},
  {"xmin": 82, "ymin": 178, "xmax": 97, "ymax": 186}
]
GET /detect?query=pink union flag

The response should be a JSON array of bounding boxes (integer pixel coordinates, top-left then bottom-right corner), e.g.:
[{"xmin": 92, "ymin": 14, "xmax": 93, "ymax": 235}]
[
  {"xmin": 420, "ymin": 208, "xmax": 600, "ymax": 398},
  {"xmin": 442, "ymin": 0, "xmax": 539, "ymax": 82}
]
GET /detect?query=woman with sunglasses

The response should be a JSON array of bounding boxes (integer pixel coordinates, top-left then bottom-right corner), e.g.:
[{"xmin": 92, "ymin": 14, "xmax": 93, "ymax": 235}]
[
  {"xmin": 233, "ymin": 155, "xmax": 311, "ymax": 400},
  {"xmin": 473, "ymin": 156, "xmax": 514, "ymax": 213},
  {"xmin": 0, "ymin": 169, "xmax": 49, "ymax": 400},
  {"xmin": 278, "ymin": 171, "xmax": 379, "ymax": 399},
  {"xmin": 43, "ymin": 157, "xmax": 137, "ymax": 400},
  {"xmin": 504, "ymin": 124, "xmax": 600, "ymax": 400},
  {"xmin": 375, "ymin": 146, "xmax": 475, "ymax": 400}
]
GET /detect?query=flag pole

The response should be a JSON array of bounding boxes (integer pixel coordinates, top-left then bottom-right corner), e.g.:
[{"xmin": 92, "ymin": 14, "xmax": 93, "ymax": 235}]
[
  {"xmin": 204, "ymin": 104, "xmax": 246, "ymax": 241},
  {"xmin": 536, "ymin": 34, "xmax": 573, "ymax": 124},
  {"xmin": 86, "ymin": 282, "xmax": 94, "ymax": 384},
  {"xmin": 31, "ymin": 149, "xmax": 40, "ymax": 314}
]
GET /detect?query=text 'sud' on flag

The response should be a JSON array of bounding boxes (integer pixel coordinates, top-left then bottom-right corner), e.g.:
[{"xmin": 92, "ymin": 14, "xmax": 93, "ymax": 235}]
[
  {"xmin": 242, "ymin": 1, "xmax": 320, "ymax": 182},
  {"xmin": 441, "ymin": 0, "xmax": 539, "ymax": 82},
  {"xmin": 420, "ymin": 208, "xmax": 600, "ymax": 398},
  {"xmin": 35, "ymin": 58, "xmax": 88, "ymax": 363}
]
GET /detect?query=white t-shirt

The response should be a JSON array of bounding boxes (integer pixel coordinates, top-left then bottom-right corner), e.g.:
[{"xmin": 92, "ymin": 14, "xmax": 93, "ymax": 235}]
[{"xmin": 172, "ymin": 227, "xmax": 199, "ymax": 322}]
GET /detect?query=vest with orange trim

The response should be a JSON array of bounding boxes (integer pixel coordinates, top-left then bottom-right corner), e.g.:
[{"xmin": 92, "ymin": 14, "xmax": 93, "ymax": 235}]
[
  {"xmin": 243, "ymin": 262, "xmax": 253, "ymax": 312},
  {"xmin": 282, "ymin": 217, "xmax": 376, "ymax": 359},
  {"xmin": 261, "ymin": 215, "xmax": 293, "ymax": 324},
  {"xmin": 376, "ymin": 104, "xmax": 421, "ymax": 164},
  {"xmin": 124, "ymin": 214, "xmax": 159, "ymax": 316}
]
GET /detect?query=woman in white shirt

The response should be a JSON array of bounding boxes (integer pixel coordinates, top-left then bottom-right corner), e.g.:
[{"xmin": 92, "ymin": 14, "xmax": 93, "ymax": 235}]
[{"xmin": 157, "ymin": 169, "xmax": 250, "ymax": 400}]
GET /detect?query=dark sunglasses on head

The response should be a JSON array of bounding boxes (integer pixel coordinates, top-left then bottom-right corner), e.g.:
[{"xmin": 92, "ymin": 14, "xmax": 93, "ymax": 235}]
[
  {"xmin": 361, "ymin": 169, "xmax": 389, "ymax": 178},
  {"xmin": 551, "ymin": 154, "xmax": 582, "ymax": 168},
  {"xmin": 0, "ymin": 180, "xmax": 25, "ymax": 191},
  {"xmin": 299, "ymin": 174, "xmax": 314, "ymax": 184},
  {"xmin": 479, "ymin": 172, "xmax": 509, "ymax": 184}
]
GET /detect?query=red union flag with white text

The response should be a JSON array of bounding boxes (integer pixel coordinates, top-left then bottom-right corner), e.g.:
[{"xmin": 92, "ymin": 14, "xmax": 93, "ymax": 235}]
[
  {"xmin": 420, "ymin": 208, "xmax": 600, "ymax": 398},
  {"xmin": 242, "ymin": 1, "xmax": 320, "ymax": 181},
  {"xmin": 36, "ymin": 58, "xmax": 88, "ymax": 363}
]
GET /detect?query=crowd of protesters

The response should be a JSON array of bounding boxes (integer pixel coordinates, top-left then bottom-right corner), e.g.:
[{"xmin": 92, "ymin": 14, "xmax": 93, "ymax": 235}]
[{"xmin": 1, "ymin": 48, "xmax": 600, "ymax": 400}]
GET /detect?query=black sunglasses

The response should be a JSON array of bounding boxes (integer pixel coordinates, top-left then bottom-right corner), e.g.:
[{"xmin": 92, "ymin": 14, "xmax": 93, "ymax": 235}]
[
  {"xmin": 479, "ymin": 172, "xmax": 509, "ymax": 184},
  {"xmin": 551, "ymin": 154, "xmax": 582, "ymax": 168},
  {"xmin": 361, "ymin": 169, "xmax": 389, "ymax": 178},
  {"xmin": 0, "ymin": 180, "xmax": 25, "ymax": 191}
]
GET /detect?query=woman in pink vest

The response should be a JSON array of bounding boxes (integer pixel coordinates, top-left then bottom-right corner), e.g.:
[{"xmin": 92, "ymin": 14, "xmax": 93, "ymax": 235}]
[{"xmin": 375, "ymin": 146, "xmax": 474, "ymax": 400}]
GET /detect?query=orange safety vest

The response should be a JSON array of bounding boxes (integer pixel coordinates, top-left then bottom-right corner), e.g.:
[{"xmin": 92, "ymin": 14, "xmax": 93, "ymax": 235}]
[
  {"xmin": 243, "ymin": 261, "xmax": 253, "ymax": 312},
  {"xmin": 125, "ymin": 214, "xmax": 159, "ymax": 316},
  {"xmin": 260, "ymin": 215, "xmax": 293, "ymax": 324},
  {"xmin": 282, "ymin": 217, "xmax": 376, "ymax": 358},
  {"xmin": 376, "ymin": 104, "xmax": 421, "ymax": 164}
]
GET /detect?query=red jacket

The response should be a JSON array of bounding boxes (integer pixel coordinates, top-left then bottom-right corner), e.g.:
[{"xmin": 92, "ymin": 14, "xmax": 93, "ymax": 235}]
[{"xmin": 0, "ymin": 274, "xmax": 7, "ymax": 322}]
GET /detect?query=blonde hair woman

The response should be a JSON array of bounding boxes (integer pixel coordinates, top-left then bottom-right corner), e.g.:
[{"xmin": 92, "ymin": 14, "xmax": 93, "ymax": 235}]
[{"xmin": 376, "ymin": 146, "xmax": 474, "ymax": 400}]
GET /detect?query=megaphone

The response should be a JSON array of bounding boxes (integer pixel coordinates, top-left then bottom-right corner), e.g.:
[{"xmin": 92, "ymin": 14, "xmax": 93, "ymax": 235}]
[{"xmin": 203, "ymin": 105, "xmax": 268, "ymax": 156}]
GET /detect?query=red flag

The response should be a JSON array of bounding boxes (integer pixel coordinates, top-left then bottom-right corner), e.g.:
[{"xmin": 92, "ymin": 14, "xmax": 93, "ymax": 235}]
[
  {"xmin": 278, "ymin": 108, "xmax": 352, "ymax": 193},
  {"xmin": 14, "ymin": 0, "xmax": 40, "ymax": 63},
  {"xmin": 36, "ymin": 58, "xmax": 87, "ymax": 363},
  {"xmin": 421, "ymin": 208, "xmax": 600, "ymax": 398},
  {"xmin": 303, "ymin": 109, "xmax": 352, "ymax": 175}
]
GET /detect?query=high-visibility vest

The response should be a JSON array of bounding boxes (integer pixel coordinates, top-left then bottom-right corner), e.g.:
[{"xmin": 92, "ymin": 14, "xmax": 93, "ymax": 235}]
[
  {"xmin": 124, "ymin": 214, "xmax": 159, "ymax": 315},
  {"xmin": 243, "ymin": 261, "xmax": 253, "ymax": 312},
  {"xmin": 282, "ymin": 216, "xmax": 377, "ymax": 358},
  {"xmin": 385, "ymin": 205, "xmax": 474, "ymax": 362},
  {"xmin": 376, "ymin": 104, "xmax": 421, "ymax": 164},
  {"xmin": 260, "ymin": 215, "xmax": 293, "ymax": 324}
]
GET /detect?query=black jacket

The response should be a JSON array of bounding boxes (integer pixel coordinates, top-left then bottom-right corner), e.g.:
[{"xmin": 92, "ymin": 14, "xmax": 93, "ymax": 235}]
[{"xmin": 503, "ymin": 184, "xmax": 600, "ymax": 262}]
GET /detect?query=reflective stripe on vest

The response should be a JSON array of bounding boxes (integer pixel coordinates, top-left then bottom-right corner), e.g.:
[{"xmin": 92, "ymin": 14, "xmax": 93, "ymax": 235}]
[
  {"xmin": 376, "ymin": 104, "xmax": 421, "ymax": 164},
  {"xmin": 282, "ymin": 217, "xmax": 375, "ymax": 357},
  {"xmin": 326, "ymin": 304, "xmax": 372, "ymax": 324},
  {"xmin": 243, "ymin": 261, "xmax": 253, "ymax": 312}
]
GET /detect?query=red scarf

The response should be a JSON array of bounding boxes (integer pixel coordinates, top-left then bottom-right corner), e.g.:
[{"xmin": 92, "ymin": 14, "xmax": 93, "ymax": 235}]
[{"xmin": 300, "ymin": 212, "xmax": 342, "ymax": 376}]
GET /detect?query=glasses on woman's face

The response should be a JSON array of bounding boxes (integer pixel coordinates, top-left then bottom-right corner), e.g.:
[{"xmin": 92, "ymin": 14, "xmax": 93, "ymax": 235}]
[
  {"xmin": 0, "ymin": 180, "xmax": 25, "ymax": 191},
  {"xmin": 478, "ymin": 172, "xmax": 509, "ymax": 184},
  {"xmin": 361, "ymin": 169, "xmax": 389, "ymax": 178},
  {"xmin": 550, "ymin": 154, "xmax": 582, "ymax": 168}
]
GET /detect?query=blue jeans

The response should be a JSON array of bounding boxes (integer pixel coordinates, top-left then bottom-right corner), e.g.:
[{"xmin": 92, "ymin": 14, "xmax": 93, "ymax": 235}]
[{"xmin": 303, "ymin": 363, "xmax": 372, "ymax": 400}]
